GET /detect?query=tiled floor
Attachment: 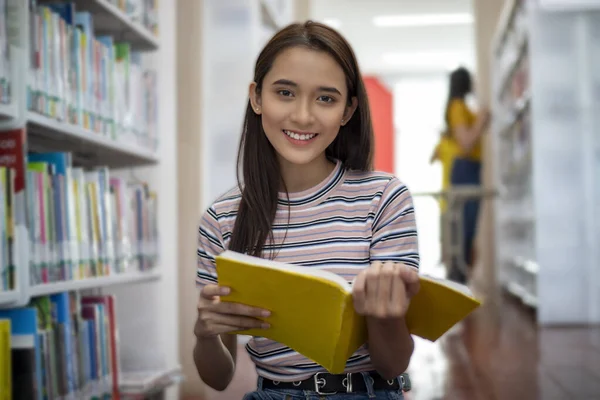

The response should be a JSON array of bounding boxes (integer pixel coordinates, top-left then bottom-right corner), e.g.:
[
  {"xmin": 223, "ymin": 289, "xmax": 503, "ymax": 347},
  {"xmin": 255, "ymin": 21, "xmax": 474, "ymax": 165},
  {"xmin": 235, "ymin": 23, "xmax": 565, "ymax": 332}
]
[{"xmin": 195, "ymin": 285, "xmax": 600, "ymax": 400}]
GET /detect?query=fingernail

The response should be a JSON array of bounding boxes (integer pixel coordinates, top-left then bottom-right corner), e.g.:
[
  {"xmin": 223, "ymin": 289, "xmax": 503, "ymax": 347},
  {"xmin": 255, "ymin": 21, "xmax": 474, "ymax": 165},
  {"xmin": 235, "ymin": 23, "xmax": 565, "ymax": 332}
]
[
  {"xmin": 220, "ymin": 287, "xmax": 230, "ymax": 295},
  {"xmin": 261, "ymin": 310, "xmax": 271, "ymax": 317},
  {"xmin": 261, "ymin": 323, "xmax": 270, "ymax": 329}
]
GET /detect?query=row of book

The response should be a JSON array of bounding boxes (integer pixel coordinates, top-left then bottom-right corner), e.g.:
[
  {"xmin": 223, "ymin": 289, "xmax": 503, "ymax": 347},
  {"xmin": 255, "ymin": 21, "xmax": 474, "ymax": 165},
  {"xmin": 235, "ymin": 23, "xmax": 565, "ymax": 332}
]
[
  {"xmin": 25, "ymin": 151, "xmax": 160, "ymax": 286},
  {"xmin": 27, "ymin": 1, "xmax": 159, "ymax": 152},
  {"xmin": 0, "ymin": 291, "xmax": 118, "ymax": 399},
  {"xmin": 0, "ymin": 290, "xmax": 179, "ymax": 400},
  {"xmin": 0, "ymin": 0, "xmax": 11, "ymax": 105},
  {"xmin": 0, "ymin": 134, "xmax": 160, "ymax": 292}
]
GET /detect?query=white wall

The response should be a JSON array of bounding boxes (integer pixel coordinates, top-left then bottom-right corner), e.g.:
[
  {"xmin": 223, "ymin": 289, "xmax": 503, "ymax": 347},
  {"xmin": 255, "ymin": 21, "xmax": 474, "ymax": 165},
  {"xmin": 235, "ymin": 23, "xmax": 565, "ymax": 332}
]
[
  {"xmin": 392, "ymin": 75, "xmax": 448, "ymax": 275},
  {"xmin": 200, "ymin": 0, "xmax": 263, "ymax": 207}
]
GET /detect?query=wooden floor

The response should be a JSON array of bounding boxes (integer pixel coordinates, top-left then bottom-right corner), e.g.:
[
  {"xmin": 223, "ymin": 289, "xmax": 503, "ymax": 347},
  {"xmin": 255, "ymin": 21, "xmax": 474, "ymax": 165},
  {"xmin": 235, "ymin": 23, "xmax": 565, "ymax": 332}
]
[
  {"xmin": 195, "ymin": 293, "xmax": 600, "ymax": 400},
  {"xmin": 406, "ymin": 293, "xmax": 600, "ymax": 399}
]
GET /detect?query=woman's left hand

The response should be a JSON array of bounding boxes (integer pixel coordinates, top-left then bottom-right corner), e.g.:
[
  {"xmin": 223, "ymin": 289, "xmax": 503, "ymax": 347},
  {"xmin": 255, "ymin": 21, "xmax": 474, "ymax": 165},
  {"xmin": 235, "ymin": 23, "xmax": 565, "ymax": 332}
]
[{"xmin": 352, "ymin": 261, "xmax": 420, "ymax": 319}]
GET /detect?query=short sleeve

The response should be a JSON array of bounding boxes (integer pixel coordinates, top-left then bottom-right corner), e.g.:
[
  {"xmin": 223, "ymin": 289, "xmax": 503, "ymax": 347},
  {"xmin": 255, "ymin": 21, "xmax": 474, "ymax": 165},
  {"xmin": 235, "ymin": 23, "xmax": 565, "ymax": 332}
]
[
  {"xmin": 196, "ymin": 205, "xmax": 226, "ymax": 287},
  {"xmin": 370, "ymin": 177, "xmax": 420, "ymax": 270},
  {"xmin": 448, "ymin": 99, "xmax": 469, "ymax": 130}
]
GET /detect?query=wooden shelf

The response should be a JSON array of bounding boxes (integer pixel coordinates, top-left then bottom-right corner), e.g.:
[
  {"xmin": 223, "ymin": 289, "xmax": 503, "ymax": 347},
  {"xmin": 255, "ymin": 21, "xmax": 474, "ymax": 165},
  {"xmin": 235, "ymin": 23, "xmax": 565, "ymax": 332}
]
[
  {"xmin": 27, "ymin": 112, "xmax": 159, "ymax": 168},
  {"xmin": 29, "ymin": 270, "xmax": 161, "ymax": 298}
]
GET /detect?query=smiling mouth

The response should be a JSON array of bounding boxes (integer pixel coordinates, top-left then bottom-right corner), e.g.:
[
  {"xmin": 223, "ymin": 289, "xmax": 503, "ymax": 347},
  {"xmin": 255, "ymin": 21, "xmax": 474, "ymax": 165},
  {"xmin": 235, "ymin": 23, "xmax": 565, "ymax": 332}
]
[{"xmin": 282, "ymin": 130, "xmax": 318, "ymax": 141}]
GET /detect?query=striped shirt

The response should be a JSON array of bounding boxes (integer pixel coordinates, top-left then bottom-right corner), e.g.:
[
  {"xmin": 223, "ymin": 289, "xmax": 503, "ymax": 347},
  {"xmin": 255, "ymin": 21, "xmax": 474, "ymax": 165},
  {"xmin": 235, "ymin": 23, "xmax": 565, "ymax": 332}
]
[{"xmin": 196, "ymin": 160, "xmax": 420, "ymax": 381}]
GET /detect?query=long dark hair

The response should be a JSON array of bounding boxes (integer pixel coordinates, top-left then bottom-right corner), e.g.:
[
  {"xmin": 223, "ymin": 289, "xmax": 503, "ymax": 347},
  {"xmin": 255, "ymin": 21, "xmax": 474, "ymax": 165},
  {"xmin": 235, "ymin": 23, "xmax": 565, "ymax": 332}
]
[
  {"xmin": 443, "ymin": 67, "xmax": 472, "ymax": 134},
  {"xmin": 229, "ymin": 21, "xmax": 374, "ymax": 258}
]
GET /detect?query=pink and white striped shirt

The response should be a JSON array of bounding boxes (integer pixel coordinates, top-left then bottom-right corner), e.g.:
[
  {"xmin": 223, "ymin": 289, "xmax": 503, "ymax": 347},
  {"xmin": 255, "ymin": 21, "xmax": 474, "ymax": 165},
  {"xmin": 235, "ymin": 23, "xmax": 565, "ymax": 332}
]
[{"xmin": 196, "ymin": 160, "xmax": 420, "ymax": 381}]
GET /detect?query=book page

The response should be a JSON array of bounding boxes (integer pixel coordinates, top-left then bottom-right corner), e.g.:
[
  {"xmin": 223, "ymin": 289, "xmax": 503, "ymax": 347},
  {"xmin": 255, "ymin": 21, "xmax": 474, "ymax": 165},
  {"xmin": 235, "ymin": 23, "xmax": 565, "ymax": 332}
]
[
  {"xmin": 421, "ymin": 275, "xmax": 474, "ymax": 297},
  {"xmin": 218, "ymin": 251, "xmax": 352, "ymax": 292}
]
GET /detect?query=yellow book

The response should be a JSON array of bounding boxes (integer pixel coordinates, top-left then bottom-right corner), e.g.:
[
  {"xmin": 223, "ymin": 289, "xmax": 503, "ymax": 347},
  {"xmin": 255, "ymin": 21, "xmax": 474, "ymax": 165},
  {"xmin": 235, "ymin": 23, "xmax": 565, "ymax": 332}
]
[
  {"xmin": 215, "ymin": 250, "xmax": 481, "ymax": 374},
  {"xmin": 0, "ymin": 319, "xmax": 10, "ymax": 400}
]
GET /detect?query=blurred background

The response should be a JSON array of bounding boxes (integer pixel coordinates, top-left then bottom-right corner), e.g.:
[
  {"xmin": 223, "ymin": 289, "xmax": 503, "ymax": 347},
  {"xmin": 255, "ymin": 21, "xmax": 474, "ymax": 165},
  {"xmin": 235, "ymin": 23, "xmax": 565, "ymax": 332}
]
[{"xmin": 0, "ymin": 0, "xmax": 598, "ymax": 399}]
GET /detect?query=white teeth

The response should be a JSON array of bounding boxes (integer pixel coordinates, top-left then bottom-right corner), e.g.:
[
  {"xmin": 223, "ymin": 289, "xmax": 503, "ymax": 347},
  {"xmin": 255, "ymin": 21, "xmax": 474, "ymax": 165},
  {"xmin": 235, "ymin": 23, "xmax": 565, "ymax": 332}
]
[{"xmin": 284, "ymin": 130, "xmax": 317, "ymax": 141}]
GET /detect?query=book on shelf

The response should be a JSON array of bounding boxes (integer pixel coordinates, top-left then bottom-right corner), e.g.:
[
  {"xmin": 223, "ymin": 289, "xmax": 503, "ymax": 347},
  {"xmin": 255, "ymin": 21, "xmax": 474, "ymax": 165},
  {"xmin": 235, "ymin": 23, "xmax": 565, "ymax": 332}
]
[
  {"xmin": 0, "ymin": 0, "xmax": 10, "ymax": 106},
  {"xmin": 0, "ymin": 318, "xmax": 11, "ymax": 400},
  {"xmin": 215, "ymin": 250, "xmax": 482, "ymax": 374},
  {"xmin": 0, "ymin": 290, "xmax": 126, "ymax": 399},
  {"xmin": 0, "ymin": 130, "xmax": 160, "ymax": 292},
  {"xmin": 26, "ymin": 0, "xmax": 159, "ymax": 150}
]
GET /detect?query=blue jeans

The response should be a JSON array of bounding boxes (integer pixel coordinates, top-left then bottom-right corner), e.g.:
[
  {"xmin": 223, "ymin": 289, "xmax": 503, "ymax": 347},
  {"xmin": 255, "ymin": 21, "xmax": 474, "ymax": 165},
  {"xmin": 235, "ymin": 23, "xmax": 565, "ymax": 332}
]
[
  {"xmin": 242, "ymin": 374, "xmax": 405, "ymax": 399},
  {"xmin": 449, "ymin": 157, "xmax": 481, "ymax": 283}
]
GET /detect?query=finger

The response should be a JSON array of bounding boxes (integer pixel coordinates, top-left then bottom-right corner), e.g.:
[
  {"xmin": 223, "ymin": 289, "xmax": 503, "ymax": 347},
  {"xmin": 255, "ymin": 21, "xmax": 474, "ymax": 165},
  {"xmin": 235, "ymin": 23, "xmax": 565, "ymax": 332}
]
[
  {"xmin": 209, "ymin": 311, "xmax": 270, "ymax": 330},
  {"xmin": 352, "ymin": 270, "xmax": 367, "ymax": 314},
  {"xmin": 197, "ymin": 323, "xmax": 255, "ymax": 338},
  {"xmin": 406, "ymin": 279, "xmax": 421, "ymax": 299},
  {"xmin": 400, "ymin": 265, "xmax": 419, "ymax": 284},
  {"xmin": 376, "ymin": 262, "xmax": 395, "ymax": 318},
  {"xmin": 390, "ymin": 265, "xmax": 406, "ymax": 316},
  {"xmin": 215, "ymin": 301, "xmax": 271, "ymax": 318},
  {"xmin": 400, "ymin": 265, "xmax": 420, "ymax": 298},
  {"xmin": 365, "ymin": 263, "xmax": 381, "ymax": 316},
  {"xmin": 200, "ymin": 284, "xmax": 230, "ymax": 299}
]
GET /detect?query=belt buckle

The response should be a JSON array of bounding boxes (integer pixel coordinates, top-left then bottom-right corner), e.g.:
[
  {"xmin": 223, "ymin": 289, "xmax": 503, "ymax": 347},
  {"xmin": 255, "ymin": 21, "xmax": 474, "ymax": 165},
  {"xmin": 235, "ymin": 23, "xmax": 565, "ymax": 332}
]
[
  {"xmin": 400, "ymin": 373, "xmax": 411, "ymax": 392},
  {"xmin": 314, "ymin": 372, "xmax": 337, "ymax": 395}
]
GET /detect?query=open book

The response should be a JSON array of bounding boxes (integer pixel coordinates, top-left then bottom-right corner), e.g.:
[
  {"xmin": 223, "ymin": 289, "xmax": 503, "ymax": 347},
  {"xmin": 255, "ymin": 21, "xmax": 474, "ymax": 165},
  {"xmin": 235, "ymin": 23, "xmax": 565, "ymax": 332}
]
[{"xmin": 214, "ymin": 250, "xmax": 481, "ymax": 374}]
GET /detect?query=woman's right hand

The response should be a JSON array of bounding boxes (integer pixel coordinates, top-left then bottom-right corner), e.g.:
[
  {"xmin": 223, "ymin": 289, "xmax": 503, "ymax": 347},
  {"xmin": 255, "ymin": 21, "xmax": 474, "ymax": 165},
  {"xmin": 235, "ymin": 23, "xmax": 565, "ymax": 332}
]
[{"xmin": 194, "ymin": 284, "xmax": 271, "ymax": 339}]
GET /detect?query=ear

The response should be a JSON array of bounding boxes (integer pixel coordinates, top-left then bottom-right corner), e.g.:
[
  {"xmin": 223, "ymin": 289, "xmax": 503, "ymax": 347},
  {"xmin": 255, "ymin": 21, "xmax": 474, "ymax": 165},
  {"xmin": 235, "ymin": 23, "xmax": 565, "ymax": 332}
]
[
  {"xmin": 249, "ymin": 82, "xmax": 262, "ymax": 115},
  {"xmin": 341, "ymin": 96, "xmax": 358, "ymax": 126}
]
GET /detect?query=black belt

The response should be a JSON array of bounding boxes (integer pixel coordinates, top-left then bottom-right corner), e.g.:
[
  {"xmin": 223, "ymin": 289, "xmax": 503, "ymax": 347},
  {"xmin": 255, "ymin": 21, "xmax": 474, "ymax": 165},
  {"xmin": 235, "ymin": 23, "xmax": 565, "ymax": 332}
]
[{"xmin": 261, "ymin": 371, "xmax": 411, "ymax": 395}]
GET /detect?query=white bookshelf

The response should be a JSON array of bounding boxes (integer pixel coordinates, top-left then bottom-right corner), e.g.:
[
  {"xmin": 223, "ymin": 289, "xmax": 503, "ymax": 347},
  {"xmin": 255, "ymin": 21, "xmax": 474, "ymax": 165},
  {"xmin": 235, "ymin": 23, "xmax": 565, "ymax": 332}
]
[
  {"xmin": 0, "ymin": 0, "xmax": 180, "ymax": 398},
  {"xmin": 27, "ymin": 111, "xmax": 159, "ymax": 168},
  {"xmin": 29, "ymin": 269, "xmax": 161, "ymax": 298},
  {"xmin": 491, "ymin": 0, "xmax": 600, "ymax": 324}
]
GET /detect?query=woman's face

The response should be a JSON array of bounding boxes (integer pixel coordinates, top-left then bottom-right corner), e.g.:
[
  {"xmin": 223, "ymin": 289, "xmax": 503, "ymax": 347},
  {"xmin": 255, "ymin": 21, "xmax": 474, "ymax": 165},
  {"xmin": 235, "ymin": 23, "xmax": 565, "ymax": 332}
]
[{"xmin": 249, "ymin": 46, "xmax": 357, "ymax": 169}]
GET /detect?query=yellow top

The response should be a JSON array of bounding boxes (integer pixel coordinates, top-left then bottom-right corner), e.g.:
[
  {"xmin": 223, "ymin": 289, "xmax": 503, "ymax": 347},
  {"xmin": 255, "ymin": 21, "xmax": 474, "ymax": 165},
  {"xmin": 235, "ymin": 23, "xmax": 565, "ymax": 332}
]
[
  {"xmin": 447, "ymin": 98, "xmax": 482, "ymax": 161},
  {"xmin": 433, "ymin": 135, "xmax": 462, "ymax": 212}
]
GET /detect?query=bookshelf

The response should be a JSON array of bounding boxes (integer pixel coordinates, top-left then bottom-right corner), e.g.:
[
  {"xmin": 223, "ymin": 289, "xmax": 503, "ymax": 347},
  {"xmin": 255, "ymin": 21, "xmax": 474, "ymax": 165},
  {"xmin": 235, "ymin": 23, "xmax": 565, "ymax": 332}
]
[
  {"xmin": 491, "ymin": 0, "xmax": 600, "ymax": 324},
  {"xmin": 27, "ymin": 111, "xmax": 159, "ymax": 168},
  {"xmin": 0, "ymin": 0, "xmax": 180, "ymax": 399}
]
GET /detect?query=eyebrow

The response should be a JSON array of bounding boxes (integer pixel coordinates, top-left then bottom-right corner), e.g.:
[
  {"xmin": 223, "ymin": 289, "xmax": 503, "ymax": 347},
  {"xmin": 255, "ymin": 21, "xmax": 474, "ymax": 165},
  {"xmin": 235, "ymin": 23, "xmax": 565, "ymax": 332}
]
[{"xmin": 272, "ymin": 79, "xmax": 342, "ymax": 95}]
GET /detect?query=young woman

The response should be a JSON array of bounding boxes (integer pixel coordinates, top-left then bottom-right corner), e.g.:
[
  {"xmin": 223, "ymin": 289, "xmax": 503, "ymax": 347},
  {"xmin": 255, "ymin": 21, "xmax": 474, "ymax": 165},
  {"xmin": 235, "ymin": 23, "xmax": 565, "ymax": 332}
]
[
  {"xmin": 443, "ymin": 67, "xmax": 490, "ymax": 283},
  {"xmin": 194, "ymin": 21, "xmax": 420, "ymax": 399}
]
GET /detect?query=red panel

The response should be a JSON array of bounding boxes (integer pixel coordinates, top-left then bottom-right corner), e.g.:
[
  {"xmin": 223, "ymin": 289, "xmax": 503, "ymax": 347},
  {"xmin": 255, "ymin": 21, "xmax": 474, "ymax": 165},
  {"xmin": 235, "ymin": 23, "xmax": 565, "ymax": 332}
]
[{"xmin": 364, "ymin": 76, "xmax": 394, "ymax": 173}]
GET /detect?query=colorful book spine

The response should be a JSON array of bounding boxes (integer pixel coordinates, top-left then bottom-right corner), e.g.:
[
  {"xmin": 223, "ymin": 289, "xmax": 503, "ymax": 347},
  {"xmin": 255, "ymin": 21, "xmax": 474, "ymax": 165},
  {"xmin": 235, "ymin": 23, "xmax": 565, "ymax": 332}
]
[
  {"xmin": 26, "ymin": 2, "xmax": 158, "ymax": 150},
  {"xmin": 24, "ymin": 151, "xmax": 159, "ymax": 286}
]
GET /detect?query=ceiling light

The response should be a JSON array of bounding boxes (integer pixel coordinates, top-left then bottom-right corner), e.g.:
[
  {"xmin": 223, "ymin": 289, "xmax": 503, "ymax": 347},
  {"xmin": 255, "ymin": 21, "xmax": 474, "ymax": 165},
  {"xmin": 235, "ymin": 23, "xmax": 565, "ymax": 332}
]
[
  {"xmin": 373, "ymin": 13, "xmax": 473, "ymax": 27},
  {"xmin": 381, "ymin": 51, "xmax": 473, "ymax": 70}
]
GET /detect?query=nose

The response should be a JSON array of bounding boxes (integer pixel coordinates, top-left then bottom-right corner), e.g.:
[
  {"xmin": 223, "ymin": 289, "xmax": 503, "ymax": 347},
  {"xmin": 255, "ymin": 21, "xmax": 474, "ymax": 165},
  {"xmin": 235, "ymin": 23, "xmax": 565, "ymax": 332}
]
[{"xmin": 290, "ymin": 99, "xmax": 315, "ymax": 126}]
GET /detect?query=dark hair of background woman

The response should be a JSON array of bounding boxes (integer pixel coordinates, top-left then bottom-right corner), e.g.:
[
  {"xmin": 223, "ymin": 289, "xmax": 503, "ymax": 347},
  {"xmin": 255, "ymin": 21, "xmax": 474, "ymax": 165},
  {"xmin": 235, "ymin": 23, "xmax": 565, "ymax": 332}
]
[
  {"xmin": 443, "ymin": 67, "xmax": 472, "ymax": 135},
  {"xmin": 229, "ymin": 21, "xmax": 374, "ymax": 258}
]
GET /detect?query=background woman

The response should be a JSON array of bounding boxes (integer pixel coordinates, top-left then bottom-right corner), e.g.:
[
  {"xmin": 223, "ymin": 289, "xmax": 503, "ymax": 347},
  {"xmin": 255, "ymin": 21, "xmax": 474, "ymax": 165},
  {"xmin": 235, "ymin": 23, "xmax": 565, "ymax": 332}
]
[{"xmin": 443, "ymin": 67, "xmax": 490, "ymax": 283}]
